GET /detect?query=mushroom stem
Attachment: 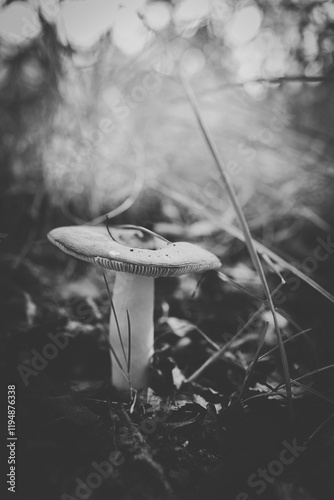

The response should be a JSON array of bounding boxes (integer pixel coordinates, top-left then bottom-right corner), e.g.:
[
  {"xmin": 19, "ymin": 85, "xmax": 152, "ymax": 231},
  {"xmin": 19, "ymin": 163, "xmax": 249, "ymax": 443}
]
[{"xmin": 109, "ymin": 273, "xmax": 154, "ymax": 390}]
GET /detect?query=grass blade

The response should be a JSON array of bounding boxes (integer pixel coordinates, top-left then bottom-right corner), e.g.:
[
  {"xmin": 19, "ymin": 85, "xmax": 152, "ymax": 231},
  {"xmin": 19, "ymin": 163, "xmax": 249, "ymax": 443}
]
[
  {"xmin": 126, "ymin": 309, "xmax": 131, "ymax": 375},
  {"xmin": 149, "ymin": 181, "xmax": 334, "ymax": 304},
  {"xmin": 242, "ymin": 379, "xmax": 334, "ymax": 406},
  {"xmin": 290, "ymin": 379, "xmax": 334, "ymax": 406},
  {"xmin": 306, "ymin": 413, "xmax": 334, "ymax": 444},
  {"xmin": 102, "ymin": 273, "xmax": 128, "ymax": 372},
  {"xmin": 180, "ymin": 73, "xmax": 292, "ymax": 414},
  {"xmin": 217, "ymin": 271, "xmax": 264, "ymax": 302},
  {"xmin": 258, "ymin": 328, "xmax": 312, "ymax": 361},
  {"xmin": 239, "ymin": 322, "xmax": 269, "ymax": 400},
  {"xmin": 185, "ymin": 302, "xmax": 266, "ymax": 383},
  {"xmin": 294, "ymin": 363, "xmax": 334, "ymax": 383},
  {"xmin": 107, "ymin": 338, "xmax": 130, "ymax": 385}
]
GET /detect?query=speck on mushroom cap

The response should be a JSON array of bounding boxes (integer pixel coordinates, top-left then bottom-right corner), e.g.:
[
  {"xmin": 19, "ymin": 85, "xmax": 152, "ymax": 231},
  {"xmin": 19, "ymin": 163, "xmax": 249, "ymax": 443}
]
[{"xmin": 48, "ymin": 225, "xmax": 221, "ymax": 278}]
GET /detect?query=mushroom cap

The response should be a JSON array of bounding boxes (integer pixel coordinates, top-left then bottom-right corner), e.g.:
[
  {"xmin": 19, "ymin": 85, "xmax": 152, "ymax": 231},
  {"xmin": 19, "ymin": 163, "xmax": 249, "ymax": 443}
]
[{"xmin": 48, "ymin": 225, "xmax": 221, "ymax": 278}]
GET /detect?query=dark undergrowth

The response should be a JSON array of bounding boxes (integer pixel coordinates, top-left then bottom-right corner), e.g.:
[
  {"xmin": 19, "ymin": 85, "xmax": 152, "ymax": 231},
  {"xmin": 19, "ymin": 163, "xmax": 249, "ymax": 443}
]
[{"xmin": 1, "ymin": 206, "xmax": 334, "ymax": 500}]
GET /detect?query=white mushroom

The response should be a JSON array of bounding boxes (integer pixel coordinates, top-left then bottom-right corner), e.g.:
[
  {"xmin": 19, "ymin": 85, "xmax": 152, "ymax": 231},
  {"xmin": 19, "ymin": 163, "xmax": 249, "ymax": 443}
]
[{"xmin": 47, "ymin": 225, "xmax": 221, "ymax": 391}]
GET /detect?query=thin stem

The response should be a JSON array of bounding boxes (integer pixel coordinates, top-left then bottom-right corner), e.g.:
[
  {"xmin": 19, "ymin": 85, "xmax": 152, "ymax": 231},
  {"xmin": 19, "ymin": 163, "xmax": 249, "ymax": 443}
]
[
  {"xmin": 306, "ymin": 413, "xmax": 334, "ymax": 444},
  {"xmin": 103, "ymin": 273, "xmax": 128, "ymax": 369},
  {"xmin": 258, "ymin": 328, "xmax": 312, "ymax": 361},
  {"xmin": 185, "ymin": 302, "xmax": 265, "ymax": 383},
  {"xmin": 238, "ymin": 322, "xmax": 268, "ymax": 401},
  {"xmin": 114, "ymin": 225, "xmax": 172, "ymax": 244},
  {"xmin": 126, "ymin": 309, "xmax": 132, "ymax": 375}
]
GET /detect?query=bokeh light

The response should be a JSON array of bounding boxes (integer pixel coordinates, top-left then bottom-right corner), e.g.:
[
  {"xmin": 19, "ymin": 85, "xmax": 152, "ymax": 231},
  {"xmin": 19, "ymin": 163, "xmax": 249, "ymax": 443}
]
[
  {"xmin": 225, "ymin": 4, "xmax": 262, "ymax": 46},
  {"xmin": 30, "ymin": 0, "xmax": 60, "ymax": 23},
  {"xmin": 144, "ymin": 1, "xmax": 171, "ymax": 31},
  {"xmin": 180, "ymin": 47, "xmax": 206, "ymax": 77},
  {"xmin": 60, "ymin": 0, "xmax": 119, "ymax": 49},
  {"xmin": 174, "ymin": 0, "xmax": 211, "ymax": 36},
  {"xmin": 0, "ymin": 2, "xmax": 41, "ymax": 45},
  {"xmin": 113, "ymin": 6, "xmax": 151, "ymax": 55},
  {"xmin": 303, "ymin": 27, "xmax": 319, "ymax": 61}
]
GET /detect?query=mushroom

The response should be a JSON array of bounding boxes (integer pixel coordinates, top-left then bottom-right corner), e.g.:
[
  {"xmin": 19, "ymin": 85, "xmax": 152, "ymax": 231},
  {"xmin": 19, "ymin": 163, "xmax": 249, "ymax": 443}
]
[{"xmin": 47, "ymin": 224, "xmax": 221, "ymax": 391}]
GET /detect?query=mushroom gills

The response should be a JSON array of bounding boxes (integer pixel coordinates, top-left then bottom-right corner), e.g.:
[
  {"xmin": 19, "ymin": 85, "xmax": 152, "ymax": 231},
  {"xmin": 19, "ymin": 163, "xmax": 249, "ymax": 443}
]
[{"xmin": 95, "ymin": 257, "xmax": 207, "ymax": 277}]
